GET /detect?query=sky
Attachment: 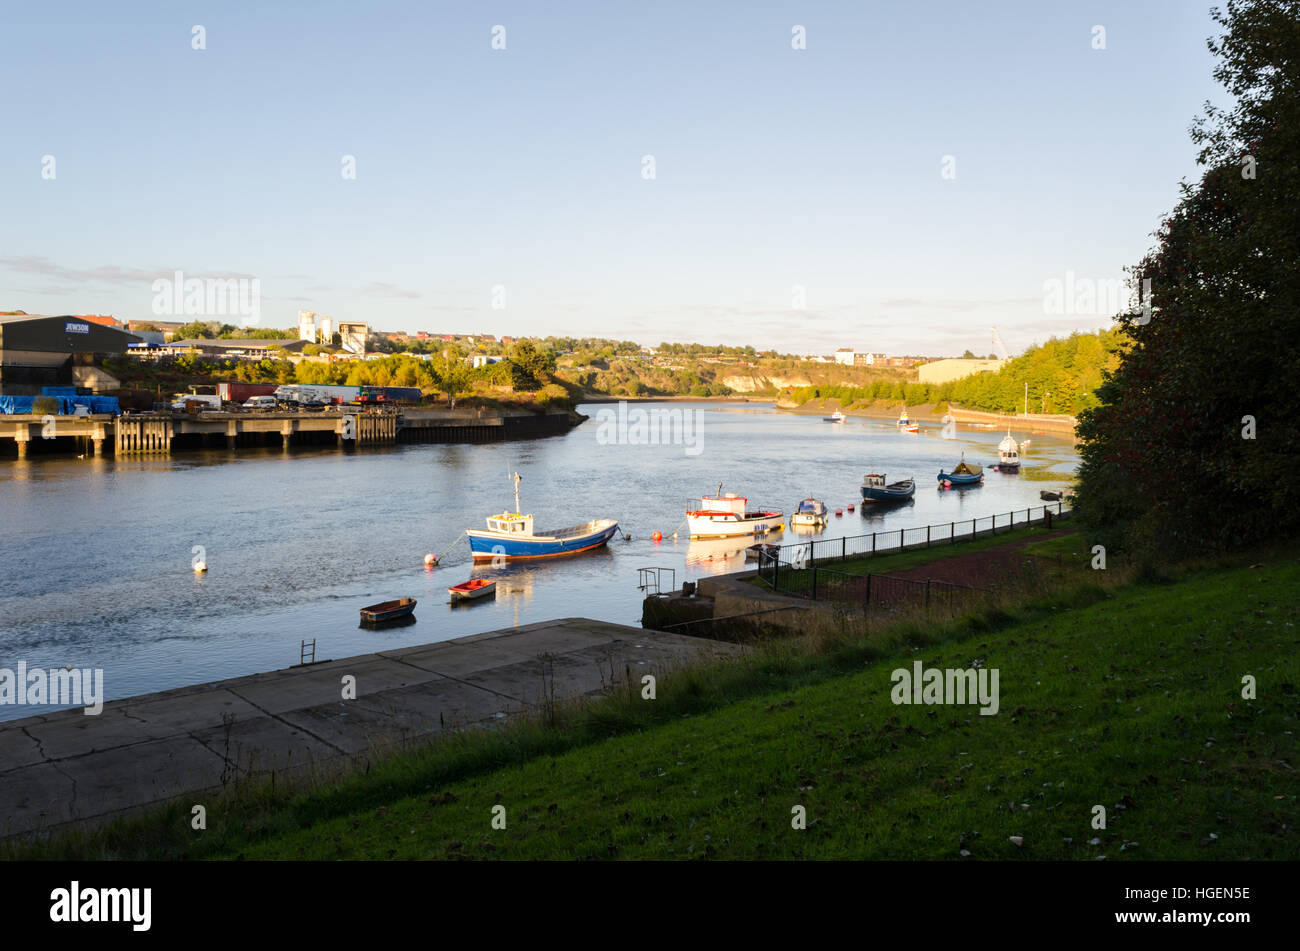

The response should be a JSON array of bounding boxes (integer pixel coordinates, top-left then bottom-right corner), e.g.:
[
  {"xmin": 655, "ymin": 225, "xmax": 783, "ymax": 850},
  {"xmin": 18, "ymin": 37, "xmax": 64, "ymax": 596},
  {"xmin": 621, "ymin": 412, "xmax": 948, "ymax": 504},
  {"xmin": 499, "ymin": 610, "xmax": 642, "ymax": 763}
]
[{"xmin": 0, "ymin": 1, "xmax": 1225, "ymax": 356}]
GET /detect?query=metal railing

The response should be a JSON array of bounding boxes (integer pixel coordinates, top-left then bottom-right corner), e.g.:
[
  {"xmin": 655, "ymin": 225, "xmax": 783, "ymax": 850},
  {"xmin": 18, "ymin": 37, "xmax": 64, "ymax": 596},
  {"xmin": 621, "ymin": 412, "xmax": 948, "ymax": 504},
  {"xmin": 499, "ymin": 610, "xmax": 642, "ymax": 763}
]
[
  {"xmin": 757, "ymin": 501, "xmax": 1068, "ymax": 579},
  {"xmin": 762, "ymin": 562, "xmax": 987, "ymax": 610}
]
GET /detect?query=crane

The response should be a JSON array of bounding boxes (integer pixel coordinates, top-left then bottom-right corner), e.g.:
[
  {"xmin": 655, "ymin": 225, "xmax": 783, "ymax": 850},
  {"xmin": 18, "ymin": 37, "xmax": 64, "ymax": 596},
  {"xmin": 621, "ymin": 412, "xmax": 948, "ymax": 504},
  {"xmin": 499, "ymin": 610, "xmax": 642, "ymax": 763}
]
[{"xmin": 991, "ymin": 325, "xmax": 1010, "ymax": 361}]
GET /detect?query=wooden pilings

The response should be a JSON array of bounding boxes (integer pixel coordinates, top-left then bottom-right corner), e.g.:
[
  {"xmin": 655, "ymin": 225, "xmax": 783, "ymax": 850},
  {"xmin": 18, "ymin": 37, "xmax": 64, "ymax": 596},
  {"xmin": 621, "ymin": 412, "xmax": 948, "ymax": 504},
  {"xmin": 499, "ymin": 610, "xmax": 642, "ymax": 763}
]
[{"xmin": 114, "ymin": 417, "xmax": 173, "ymax": 454}]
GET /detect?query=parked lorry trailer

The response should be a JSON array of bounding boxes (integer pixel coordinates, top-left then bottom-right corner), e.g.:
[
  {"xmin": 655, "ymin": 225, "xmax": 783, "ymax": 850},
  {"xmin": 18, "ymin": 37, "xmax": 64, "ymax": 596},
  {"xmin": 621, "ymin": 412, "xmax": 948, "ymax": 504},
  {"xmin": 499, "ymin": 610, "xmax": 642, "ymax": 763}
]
[
  {"xmin": 273, "ymin": 384, "xmax": 361, "ymax": 405},
  {"xmin": 356, "ymin": 386, "xmax": 423, "ymax": 404},
  {"xmin": 217, "ymin": 382, "xmax": 278, "ymax": 403}
]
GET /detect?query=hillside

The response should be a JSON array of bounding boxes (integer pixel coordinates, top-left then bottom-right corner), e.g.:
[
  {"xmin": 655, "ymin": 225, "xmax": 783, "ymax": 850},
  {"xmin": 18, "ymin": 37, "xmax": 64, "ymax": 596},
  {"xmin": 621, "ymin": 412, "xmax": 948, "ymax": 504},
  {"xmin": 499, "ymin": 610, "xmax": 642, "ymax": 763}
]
[{"xmin": 789, "ymin": 330, "xmax": 1125, "ymax": 418}]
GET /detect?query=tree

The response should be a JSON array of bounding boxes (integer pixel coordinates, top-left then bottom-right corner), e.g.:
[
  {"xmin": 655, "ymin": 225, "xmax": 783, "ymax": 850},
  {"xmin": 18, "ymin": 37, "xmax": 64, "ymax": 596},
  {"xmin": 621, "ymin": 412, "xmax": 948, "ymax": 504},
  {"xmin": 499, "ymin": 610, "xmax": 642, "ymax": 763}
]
[
  {"xmin": 501, "ymin": 339, "xmax": 556, "ymax": 391},
  {"xmin": 173, "ymin": 320, "xmax": 220, "ymax": 340},
  {"xmin": 435, "ymin": 347, "xmax": 470, "ymax": 408},
  {"xmin": 1075, "ymin": 0, "xmax": 1300, "ymax": 557}
]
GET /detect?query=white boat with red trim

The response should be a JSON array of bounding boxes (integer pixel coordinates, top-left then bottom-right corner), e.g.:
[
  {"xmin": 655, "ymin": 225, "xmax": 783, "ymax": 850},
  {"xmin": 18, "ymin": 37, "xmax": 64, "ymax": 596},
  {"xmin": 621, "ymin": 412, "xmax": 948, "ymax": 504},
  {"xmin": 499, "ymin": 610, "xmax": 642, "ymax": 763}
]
[{"xmin": 686, "ymin": 485, "xmax": 784, "ymax": 540}]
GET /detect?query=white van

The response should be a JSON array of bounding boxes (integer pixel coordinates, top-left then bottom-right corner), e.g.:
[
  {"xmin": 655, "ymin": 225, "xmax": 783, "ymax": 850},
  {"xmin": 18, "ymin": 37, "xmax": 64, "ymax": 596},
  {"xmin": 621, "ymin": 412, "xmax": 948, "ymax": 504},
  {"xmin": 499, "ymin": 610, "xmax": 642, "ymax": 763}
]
[
  {"xmin": 170, "ymin": 393, "xmax": 221, "ymax": 412},
  {"xmin": 242, "ymin": 395, "xmax": 278, "ymax": 411}
]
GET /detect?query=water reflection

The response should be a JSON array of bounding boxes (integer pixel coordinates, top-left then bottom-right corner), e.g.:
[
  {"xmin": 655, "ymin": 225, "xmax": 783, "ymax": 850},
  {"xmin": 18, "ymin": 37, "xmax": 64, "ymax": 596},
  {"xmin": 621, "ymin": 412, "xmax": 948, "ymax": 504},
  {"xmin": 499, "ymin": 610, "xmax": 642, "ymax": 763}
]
[{"xmin": 0, "ymin": 401, "xmax": 1078, "ymax": 713}]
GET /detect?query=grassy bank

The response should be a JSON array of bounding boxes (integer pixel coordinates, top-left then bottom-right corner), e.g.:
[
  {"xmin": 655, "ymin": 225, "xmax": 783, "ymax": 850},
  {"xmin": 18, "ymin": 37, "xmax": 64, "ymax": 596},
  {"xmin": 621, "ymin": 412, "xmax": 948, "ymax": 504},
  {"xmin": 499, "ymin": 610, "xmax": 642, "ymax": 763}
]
[
  {"xmin": 231, "ymin": 553, "xmax": 1299, "ymax": 859},
  {"xmin": 750, "ymin": 519, "xmax": 1077, "ymax": 591},
  {"xmin": 11, "ymin": 545, "xmax": 1295, "ymax": 860}
]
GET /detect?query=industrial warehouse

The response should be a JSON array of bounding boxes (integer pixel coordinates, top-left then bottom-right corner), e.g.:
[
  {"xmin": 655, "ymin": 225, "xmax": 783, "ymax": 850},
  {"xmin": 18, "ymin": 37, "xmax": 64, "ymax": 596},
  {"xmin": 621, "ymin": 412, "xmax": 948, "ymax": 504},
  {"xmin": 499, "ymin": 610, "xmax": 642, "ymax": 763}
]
[{"xmin": 0, "ymin": 314, "xmax": 140, "ymax": 395}]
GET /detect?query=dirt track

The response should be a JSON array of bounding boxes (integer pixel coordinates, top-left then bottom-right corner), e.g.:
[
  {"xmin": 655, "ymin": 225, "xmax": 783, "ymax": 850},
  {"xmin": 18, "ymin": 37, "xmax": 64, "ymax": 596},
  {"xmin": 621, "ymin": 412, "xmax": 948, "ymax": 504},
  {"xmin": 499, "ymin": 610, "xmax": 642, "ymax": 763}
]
[{"xmin": 883, "ymin": 530, "xmax": 1073, "ymax": 588}]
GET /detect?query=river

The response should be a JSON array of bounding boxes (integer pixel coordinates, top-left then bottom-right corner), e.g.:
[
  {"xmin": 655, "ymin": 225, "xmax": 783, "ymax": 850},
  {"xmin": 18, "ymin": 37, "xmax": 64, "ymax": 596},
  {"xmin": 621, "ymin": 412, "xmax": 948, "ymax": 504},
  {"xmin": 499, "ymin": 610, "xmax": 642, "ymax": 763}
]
[{"xmin": 0, "ymin": 401, "xmax": 1078, "ymax": 719}]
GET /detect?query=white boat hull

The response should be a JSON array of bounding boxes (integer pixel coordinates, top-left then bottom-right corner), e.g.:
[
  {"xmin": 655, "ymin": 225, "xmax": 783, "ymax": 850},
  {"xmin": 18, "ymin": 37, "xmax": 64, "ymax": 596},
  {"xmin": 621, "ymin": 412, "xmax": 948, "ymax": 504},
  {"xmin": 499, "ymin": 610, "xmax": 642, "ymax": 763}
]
[{"xmin": 686, "ymin": 512, "xmax": 784, "ymax": 539}]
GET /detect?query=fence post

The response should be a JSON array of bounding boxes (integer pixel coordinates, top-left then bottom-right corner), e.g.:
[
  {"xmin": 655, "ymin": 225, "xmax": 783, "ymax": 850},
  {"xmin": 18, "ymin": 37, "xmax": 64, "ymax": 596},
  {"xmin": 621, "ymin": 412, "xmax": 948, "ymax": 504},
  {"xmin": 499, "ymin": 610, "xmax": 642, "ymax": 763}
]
[
  {"xmin": 950, "ymin": 521, "xmax": 954, "ymax": 545},
  {"xmin": 842, "ymin": 536, "xmax": 846, "ymax": 561},
  {"xmin": 927, "ymin": 525, "xmax": 931, "ymax": 547},
  {"xmin": 899, "ymin": 528, "xmax": 904, "ymax": 551},
  {"xmin": 872, "ymin": 532, "xmax": 876, "ymax": 553}
]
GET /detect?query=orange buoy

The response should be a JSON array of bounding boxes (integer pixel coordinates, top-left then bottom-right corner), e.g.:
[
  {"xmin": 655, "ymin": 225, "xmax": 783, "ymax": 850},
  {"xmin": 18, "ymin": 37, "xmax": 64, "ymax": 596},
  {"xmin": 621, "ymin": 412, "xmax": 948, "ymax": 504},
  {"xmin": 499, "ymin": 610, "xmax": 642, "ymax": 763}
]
[
  {"xmin": 424, "ymin": 553, "xmax": 438, "ymax": 567},
  {"xmin": 651, "ymin": 531, "xmax": 662, "ymax": 542}
]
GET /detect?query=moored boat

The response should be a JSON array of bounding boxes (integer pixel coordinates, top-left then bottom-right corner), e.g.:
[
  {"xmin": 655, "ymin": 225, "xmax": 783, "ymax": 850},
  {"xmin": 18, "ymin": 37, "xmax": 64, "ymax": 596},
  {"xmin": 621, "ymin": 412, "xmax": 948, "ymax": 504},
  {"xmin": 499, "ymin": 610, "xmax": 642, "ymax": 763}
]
[
  {"xmin": 449, "ymin": 578, "xmax": 496, "ymax": 601},
  {"xmin": 995, "ymin": 429, "xmax": 1021, "ymax": 471},
  {"xmin": 359, "ymin": 597, "xmax": 417, "ymax": 623},
  {"xmin": 466, "ymin": 472, "xmax": 620, "ymax": 561},
  {"xmin": 938, "ymin": 453, "xmax": 984, "ymax": 486},
  {"xmin": 823, "ymin": 410, "xmax": 847, "ymax": 423},
  {"xmin": 687, "ymin": 486, "xmax": 784, "ymax": 539},
  {"xmin": 862, "ymin": 473, "xmax": 916, "ymax": 502},
  {"xmin": 791, "ymin": 498, "xmax": 829, "ymax": 526},
  {"xmin": 897, "ymin": 406, "xmax": 912, "ymax": 427}
]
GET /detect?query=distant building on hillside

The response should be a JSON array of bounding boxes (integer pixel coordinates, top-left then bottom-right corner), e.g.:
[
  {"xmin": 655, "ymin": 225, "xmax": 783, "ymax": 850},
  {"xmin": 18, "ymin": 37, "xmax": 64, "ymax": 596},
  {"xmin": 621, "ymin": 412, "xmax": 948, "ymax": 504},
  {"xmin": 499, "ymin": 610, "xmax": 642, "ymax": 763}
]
[
  {"xmin": 834, "ymin": 348, "xmax": 856, "ymax": 366},
  {"xmin": 917, "ymin": 358, "xmax": 1004, "ymax": 384},
  {"xmin": 126, "ymin": 319, "xmax": 185, "ymax": 341},
  {"xmin": 338, "ymin": 321, "xmax": 369, "ymax": 355},
  {"xmin": 298, "ymin": 310, "xmax": 337, "ymax": 345}
]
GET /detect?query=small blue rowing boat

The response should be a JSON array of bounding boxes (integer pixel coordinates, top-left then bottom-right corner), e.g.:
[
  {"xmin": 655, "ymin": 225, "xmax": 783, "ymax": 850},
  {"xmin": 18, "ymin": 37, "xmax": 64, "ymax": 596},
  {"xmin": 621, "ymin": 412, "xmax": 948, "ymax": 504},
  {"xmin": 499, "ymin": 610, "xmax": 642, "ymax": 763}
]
[{"xmin": 359, "ymin": 597, "xmax": 417, "ymax": 623}]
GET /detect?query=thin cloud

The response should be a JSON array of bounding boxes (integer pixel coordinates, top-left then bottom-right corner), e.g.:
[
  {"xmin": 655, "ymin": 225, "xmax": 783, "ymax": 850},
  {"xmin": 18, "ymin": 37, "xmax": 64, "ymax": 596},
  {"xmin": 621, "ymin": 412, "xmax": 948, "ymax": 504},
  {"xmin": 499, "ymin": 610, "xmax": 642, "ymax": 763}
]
[{"xmin": 360, "ymin": 282, "xmax": 421, "ymax": 299}]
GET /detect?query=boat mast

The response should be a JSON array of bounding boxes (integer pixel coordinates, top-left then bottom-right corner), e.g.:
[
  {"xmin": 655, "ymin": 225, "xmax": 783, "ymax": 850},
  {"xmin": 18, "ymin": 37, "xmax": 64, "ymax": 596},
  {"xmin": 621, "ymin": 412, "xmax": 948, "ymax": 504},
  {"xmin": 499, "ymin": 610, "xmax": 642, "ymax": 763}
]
[{"xmin": 512, "ymin": 470, "xmax": 522, "ymax": 514}]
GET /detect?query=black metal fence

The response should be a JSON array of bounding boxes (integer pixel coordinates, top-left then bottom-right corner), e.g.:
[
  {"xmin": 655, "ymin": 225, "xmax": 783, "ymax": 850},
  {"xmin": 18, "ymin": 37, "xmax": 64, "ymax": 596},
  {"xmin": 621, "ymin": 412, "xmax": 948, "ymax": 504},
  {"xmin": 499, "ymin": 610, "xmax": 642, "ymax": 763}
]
[
  {"xmin": 758, "ymin": 501, "xmax": 1068, "ymax": 577},
  {"xmin": 762, "ymin": 562, "xmax": 987, "ymax": 611},
  {"xmin": 753, "ymin": 502, "xmax": 1070, "ymax": 608}
]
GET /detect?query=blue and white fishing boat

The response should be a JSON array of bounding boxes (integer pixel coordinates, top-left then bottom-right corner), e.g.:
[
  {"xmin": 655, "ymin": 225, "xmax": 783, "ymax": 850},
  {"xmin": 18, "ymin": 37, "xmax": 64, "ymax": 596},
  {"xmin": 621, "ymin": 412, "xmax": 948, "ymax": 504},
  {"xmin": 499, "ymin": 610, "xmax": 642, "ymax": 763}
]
[
  {"xmin": 792, "ymin": 498, "xmax": 830, "ymax": 526},
  {"xmin": 466, "ymin": 472, "xmax": 620, "ymax": 561},
  {"xmin": 862, "ymin": 473, "xmax": 916, "ymax": 503},
  {"xmin": 823, "ymin": 410, "xmax": 847, "ymax": 423}
]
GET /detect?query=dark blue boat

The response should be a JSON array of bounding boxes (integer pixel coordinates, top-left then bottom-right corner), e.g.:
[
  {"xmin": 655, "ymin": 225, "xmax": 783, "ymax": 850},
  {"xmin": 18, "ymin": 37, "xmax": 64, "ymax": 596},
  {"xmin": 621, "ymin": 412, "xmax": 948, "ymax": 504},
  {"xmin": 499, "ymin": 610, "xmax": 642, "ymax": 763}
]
[
  {"xmin": 359, "ymin": 597, "xmax": 417, "ymax": 623},
  {"xmin": 862, "ymin": 473, "xmax": 916, "ymax": 502},
  {"xmin": 938, "ymin": 454, "xmax": 984, "ymax": 486}
]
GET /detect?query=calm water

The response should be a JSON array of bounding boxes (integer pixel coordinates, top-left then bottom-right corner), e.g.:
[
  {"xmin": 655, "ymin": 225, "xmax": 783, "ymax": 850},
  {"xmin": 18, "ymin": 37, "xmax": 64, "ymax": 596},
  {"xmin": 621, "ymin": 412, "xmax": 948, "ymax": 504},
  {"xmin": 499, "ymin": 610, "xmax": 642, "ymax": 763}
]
[{"xmin": 0, "ymin": 402, "xmax": 1077, "ymax": 718}]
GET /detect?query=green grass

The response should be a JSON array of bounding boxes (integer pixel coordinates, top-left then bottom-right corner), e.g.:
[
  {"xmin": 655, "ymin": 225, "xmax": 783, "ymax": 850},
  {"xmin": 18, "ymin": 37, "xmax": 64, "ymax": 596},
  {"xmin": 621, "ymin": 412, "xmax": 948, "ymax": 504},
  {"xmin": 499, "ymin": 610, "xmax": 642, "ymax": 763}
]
[
  {"xmin": 11, "ymin": 549, "xmax": 1296, "ymax": 861},
  {"xmin": 228, "ymin": 556, "xmax": 1295, "ymax": 859},
  {"xmin": 754, "ymin": 522, "xmax": 1076, "ymax": 599}
]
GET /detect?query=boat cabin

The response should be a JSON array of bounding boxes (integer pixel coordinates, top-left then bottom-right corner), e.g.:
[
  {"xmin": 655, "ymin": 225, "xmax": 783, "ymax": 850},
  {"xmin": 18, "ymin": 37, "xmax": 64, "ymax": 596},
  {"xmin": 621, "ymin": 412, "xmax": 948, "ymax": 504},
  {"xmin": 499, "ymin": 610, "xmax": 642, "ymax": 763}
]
[
  {"xmin": 864, "ymin": 474, "xmax": 886, "ymax": 489},
  {"xmin": 998, "ymin": 434, "xmax": 1020, "ymax": 464},
  {"xmin": 485, "ymin": 512, "xmax": 535, "ymax": 535},
  {"xmin": 796, "ymin": 498, "xmax": 828, "ymax": 516},
  {"xmin": 694, "ymin": 492, "xmax": 747, "ymax": 517}
]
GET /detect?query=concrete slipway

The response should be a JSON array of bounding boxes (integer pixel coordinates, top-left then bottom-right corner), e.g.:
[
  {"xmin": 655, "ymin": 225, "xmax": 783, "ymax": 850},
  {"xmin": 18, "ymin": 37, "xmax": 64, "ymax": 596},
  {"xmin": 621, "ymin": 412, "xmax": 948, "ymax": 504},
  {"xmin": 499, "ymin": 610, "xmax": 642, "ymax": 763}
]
[{"xmin": 0, "ymin": 619, "xmax": 742, "ymax": 839}]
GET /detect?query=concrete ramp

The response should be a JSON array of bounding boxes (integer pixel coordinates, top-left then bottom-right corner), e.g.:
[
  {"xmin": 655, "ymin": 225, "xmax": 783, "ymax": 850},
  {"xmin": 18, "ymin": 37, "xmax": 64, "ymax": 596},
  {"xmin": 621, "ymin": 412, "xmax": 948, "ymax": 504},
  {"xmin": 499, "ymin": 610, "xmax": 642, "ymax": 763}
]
[{"xmin": 0, "ymin": 619, "xmax": 741, "ymax": 839}]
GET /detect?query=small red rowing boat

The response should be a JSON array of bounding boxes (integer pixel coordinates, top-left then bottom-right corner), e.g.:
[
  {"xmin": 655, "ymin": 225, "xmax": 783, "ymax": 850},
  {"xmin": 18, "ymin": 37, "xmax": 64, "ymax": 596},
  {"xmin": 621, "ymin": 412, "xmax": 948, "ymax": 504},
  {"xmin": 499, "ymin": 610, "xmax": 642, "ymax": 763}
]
[{"xmin": 449, "ymin": 578, "xmax": 497, "ymax": 601}]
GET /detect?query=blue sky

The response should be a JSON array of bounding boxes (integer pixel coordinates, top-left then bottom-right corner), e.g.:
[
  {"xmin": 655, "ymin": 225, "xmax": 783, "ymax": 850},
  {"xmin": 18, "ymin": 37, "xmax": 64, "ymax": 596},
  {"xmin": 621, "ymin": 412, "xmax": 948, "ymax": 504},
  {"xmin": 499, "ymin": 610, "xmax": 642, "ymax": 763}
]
[{"xmin": 1, "ymin": 1, "xmax": 1223, "ymax": 355}]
